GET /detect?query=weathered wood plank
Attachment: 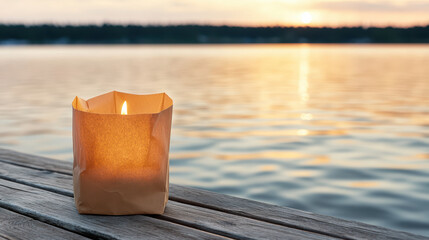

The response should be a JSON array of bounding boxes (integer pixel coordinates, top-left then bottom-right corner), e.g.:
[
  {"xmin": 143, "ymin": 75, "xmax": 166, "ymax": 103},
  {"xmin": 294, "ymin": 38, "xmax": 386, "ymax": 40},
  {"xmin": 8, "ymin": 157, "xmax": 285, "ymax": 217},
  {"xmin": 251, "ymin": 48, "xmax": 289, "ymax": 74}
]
[
  {"xmin": 0, "ymin": 161, "xmax": 337, "ymax": 240},
  {"xmin": 0, "ymin": 178, "xmax": 227, "ymax": 240},
  {"xmin": 0, "ymin": 208, "xmax": 90, "ymax": 240},
  {"xmin": 169, "ymin": 186, "xmax": 429, "ymax": 240},
  {"xmin": 0, "ymin": 148, "xmax": 71, "ymax": 174},
  {"xmin": 0, "ymin": 161, "xmax": 73, "ymax": 197},
  {"xmin": 160, "ymin": 202, "xmax": 337, "ymax": 240},
  {"xmin": 1, "ymin": 148, "xmax": 428, "ymax": 240}
]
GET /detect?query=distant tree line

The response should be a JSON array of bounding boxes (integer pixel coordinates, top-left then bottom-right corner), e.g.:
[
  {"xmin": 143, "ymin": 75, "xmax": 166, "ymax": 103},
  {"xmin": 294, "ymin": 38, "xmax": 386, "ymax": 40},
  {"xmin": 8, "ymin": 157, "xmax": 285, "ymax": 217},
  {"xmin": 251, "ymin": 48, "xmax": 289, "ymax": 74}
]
[{"xmin": 0, "ymin": 24, "xmax": 428, "ymax": 44}]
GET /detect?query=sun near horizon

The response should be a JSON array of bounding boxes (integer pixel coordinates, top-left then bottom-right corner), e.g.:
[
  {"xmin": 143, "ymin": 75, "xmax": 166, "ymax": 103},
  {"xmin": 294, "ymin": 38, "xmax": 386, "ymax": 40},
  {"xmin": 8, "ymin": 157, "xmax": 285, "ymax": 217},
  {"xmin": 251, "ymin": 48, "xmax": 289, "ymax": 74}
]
[{"xmin": 301, "ymin": 12, "xmax": 313, "ymax": 25}]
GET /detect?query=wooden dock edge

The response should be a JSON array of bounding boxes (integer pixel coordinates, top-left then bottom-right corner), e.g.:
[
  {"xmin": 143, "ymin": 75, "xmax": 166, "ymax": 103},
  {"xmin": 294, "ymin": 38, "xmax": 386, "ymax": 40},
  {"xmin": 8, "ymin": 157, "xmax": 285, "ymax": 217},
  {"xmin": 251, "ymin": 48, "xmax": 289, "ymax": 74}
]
[{"xmin": 0, "ymin": 147, "xmax": 428, "ymax": 240}]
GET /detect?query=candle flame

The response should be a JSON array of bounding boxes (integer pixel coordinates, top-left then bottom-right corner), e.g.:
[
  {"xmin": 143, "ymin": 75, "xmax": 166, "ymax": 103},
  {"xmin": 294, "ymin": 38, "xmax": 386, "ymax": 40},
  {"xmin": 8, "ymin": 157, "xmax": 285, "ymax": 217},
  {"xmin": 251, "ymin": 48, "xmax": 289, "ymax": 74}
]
[{"xmin": 121, "ymin": 101, "xmax": 127, "ymax": 115}]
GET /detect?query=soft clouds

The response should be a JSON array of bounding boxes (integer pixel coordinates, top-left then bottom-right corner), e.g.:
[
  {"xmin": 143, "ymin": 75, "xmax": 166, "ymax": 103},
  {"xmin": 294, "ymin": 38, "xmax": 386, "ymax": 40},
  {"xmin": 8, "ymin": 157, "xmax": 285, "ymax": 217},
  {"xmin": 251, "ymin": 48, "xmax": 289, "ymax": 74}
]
[
  {"xmin": 314, "ymin": 0, "xmax": 429, "ymax": 12},
  {"xmin": 0, "ymin": 0, "xmax": 428, "ymax": 26}
]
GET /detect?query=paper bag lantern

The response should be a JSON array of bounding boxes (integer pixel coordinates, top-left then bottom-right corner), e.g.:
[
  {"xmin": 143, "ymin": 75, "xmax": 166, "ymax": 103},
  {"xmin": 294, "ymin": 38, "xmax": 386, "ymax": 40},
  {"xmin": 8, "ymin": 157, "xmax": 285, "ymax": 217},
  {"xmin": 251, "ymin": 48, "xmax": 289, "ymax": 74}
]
[{"xmin": 72, "ymin": 91, "xmax": 173, "ymax": 215}]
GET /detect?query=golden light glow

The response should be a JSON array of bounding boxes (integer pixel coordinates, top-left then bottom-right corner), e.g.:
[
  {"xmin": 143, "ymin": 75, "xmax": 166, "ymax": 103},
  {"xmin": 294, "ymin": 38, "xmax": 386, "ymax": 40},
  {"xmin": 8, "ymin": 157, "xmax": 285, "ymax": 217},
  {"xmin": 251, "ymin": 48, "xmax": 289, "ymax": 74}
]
[
  {"xmin": 306, "ymin": 156, "xmax": 331, "ymax": 165},
  {"xmin": 259, "ymin": 165, "xmax": 278, "ymax": 172},
  {"xmin": 121, "ymin": 101, "xmax": 127, "ymax": 115},
  {"xmin": 301, "ymin": 12, "xmax": 312, "ymax": 24},
  {"xmin": 350, "ymin": 181, "xmax": 379, "ymax": 188},
  {"xmin": 298, "ymin": 46, "xmax": 309, "ymax": 104},
  {"xmin": 297, "ymin": 129, "xmax": 309, "ymax": 136},
  {"xmin": 216, "ymin": 151, "xmax": 305, "ymax": 161},
  {"xmin": 290, "ymin": 170, "xmax": 315, "ymax": 177},
  {"xmin": 300, "ymin": 113, "xmax": 313, "ymax": 120}
]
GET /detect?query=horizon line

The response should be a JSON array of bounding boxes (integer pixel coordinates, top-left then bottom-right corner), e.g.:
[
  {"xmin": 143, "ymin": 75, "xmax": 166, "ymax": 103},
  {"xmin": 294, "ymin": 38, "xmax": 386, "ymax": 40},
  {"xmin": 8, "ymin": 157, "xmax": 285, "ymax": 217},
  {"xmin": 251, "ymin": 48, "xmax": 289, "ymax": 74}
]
[{"xmin": 1, "ymin": 22, "xmax": 429, "ymax": 29}]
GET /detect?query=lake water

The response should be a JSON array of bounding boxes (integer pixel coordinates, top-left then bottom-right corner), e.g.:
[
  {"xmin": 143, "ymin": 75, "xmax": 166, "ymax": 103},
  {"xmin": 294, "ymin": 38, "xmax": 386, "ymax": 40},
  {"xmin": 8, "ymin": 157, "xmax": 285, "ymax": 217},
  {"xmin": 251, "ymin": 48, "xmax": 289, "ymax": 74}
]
[{"xmin": 0, "ymin": 44, "xmax": 428, "ymax": 236}]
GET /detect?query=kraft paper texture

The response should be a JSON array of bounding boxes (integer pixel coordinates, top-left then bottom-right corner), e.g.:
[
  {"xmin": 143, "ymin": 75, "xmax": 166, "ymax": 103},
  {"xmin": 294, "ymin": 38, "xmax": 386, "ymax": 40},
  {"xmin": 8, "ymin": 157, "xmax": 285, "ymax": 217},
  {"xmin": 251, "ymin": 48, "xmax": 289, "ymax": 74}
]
[{"xmin": 72, "ymin": 91, "xmax": 173, "ymax": 215}]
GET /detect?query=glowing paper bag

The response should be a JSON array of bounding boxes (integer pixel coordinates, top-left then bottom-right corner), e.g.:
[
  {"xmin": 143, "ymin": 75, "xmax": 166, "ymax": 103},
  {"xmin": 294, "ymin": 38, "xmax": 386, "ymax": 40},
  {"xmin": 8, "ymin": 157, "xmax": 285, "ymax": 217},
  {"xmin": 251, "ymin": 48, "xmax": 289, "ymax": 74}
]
[{"xmin": 72, "ymin": 91, "xmax": 173, "ymax": 215}]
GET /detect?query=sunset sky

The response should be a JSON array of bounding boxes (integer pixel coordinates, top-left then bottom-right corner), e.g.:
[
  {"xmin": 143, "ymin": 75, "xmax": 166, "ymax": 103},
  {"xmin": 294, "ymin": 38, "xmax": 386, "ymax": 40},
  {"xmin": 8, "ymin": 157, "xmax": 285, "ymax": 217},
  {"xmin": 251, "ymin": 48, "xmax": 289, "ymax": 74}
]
[{"xmin": 1, "ymin": 0, "xmax": 429, "ymax": 27}]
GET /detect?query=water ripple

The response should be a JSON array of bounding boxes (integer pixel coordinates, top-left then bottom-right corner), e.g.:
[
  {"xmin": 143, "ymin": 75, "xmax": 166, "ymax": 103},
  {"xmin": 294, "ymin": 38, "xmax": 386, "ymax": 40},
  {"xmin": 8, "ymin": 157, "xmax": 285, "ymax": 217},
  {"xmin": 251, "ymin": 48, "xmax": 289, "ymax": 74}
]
[{"xmin": 1, "ymin": 44, "xmax": 429, "ymax": 236}]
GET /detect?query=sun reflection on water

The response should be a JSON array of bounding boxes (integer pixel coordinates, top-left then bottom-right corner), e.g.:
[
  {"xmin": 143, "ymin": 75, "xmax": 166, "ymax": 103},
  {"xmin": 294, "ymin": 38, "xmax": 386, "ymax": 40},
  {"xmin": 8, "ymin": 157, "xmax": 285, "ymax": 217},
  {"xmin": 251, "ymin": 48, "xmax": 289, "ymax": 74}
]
[
  {"xmin": 349, "ymin": 182, "xmax": 379, "ymax": 188},
  {"xmin": 306, "ymin": 156, "xmax": 331, "ymax": 165},
  {"xmin": 298, "ymin": 45, "xmax": 310, "ymax": 105},
  {"xmin": 300, "ymin": 113, "xmax": 313, "ymax": 120},
  {"xmin": 297, "ymin": 129, "xmax": 309, "ymax": 136}
]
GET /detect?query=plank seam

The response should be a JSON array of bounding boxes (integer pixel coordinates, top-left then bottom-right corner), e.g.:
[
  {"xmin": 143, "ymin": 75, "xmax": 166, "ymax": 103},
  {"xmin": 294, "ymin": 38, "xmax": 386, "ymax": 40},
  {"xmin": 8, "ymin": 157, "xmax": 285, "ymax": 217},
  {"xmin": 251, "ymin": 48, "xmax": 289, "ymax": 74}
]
[
  {"xmin": 0, "ymin": 175, "xmax": 73, "ymax": 197},
  {"xmin": 1, "ymin": 150, "xmax": 427, "ymax": 240},
  {"xmin": 0, "ymin": 159, "xmax": 347, "ymax": 240},
  {"xmin": 169, "ymin": 196, "xmax": 350, "ymax": 240},
  {"xmin": 0, "ymin": 177, "xmax": 236, "ymax": 240},
  {"xmin": 154, "ymin": 215, "xmax": 254, "ymax": 240},
  {"xmin": 0, "ymin": 159, "xmax": 71, "ymax": 176},
  {"xmin": 0, "ymin": 183, "xmax": 34, "ymax": 194},
  {"xmin": 0, "ymin": 202, "xmax": 115, "ymax": 240},
  {"xmin": 0, "ymin": 174, "xmax": 339, "ymax": 240},
  {"xmin": 0, "ymin": 232, "xmax": 15, "ymax": 240},
  {"xmin": 0, "ymin": 207, "xmax": 92, "ymax": 240}
]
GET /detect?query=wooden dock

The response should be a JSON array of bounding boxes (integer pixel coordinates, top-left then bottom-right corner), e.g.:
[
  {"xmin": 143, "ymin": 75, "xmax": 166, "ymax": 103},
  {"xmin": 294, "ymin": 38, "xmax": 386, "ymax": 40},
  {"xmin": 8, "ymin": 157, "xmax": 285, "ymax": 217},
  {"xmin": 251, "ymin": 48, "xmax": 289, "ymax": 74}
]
[{"xmin": 0, "ymin": 148, "xmax": 427, "ymax": 240}]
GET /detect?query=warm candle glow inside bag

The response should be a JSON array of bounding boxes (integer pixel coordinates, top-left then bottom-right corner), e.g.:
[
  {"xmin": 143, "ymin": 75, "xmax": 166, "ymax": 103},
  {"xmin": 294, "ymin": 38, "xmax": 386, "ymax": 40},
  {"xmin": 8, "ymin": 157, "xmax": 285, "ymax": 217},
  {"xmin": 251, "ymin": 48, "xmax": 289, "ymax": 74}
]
[{"xmin": 72, "ymin": 91, "xmax": 173, "ymax": 215}]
